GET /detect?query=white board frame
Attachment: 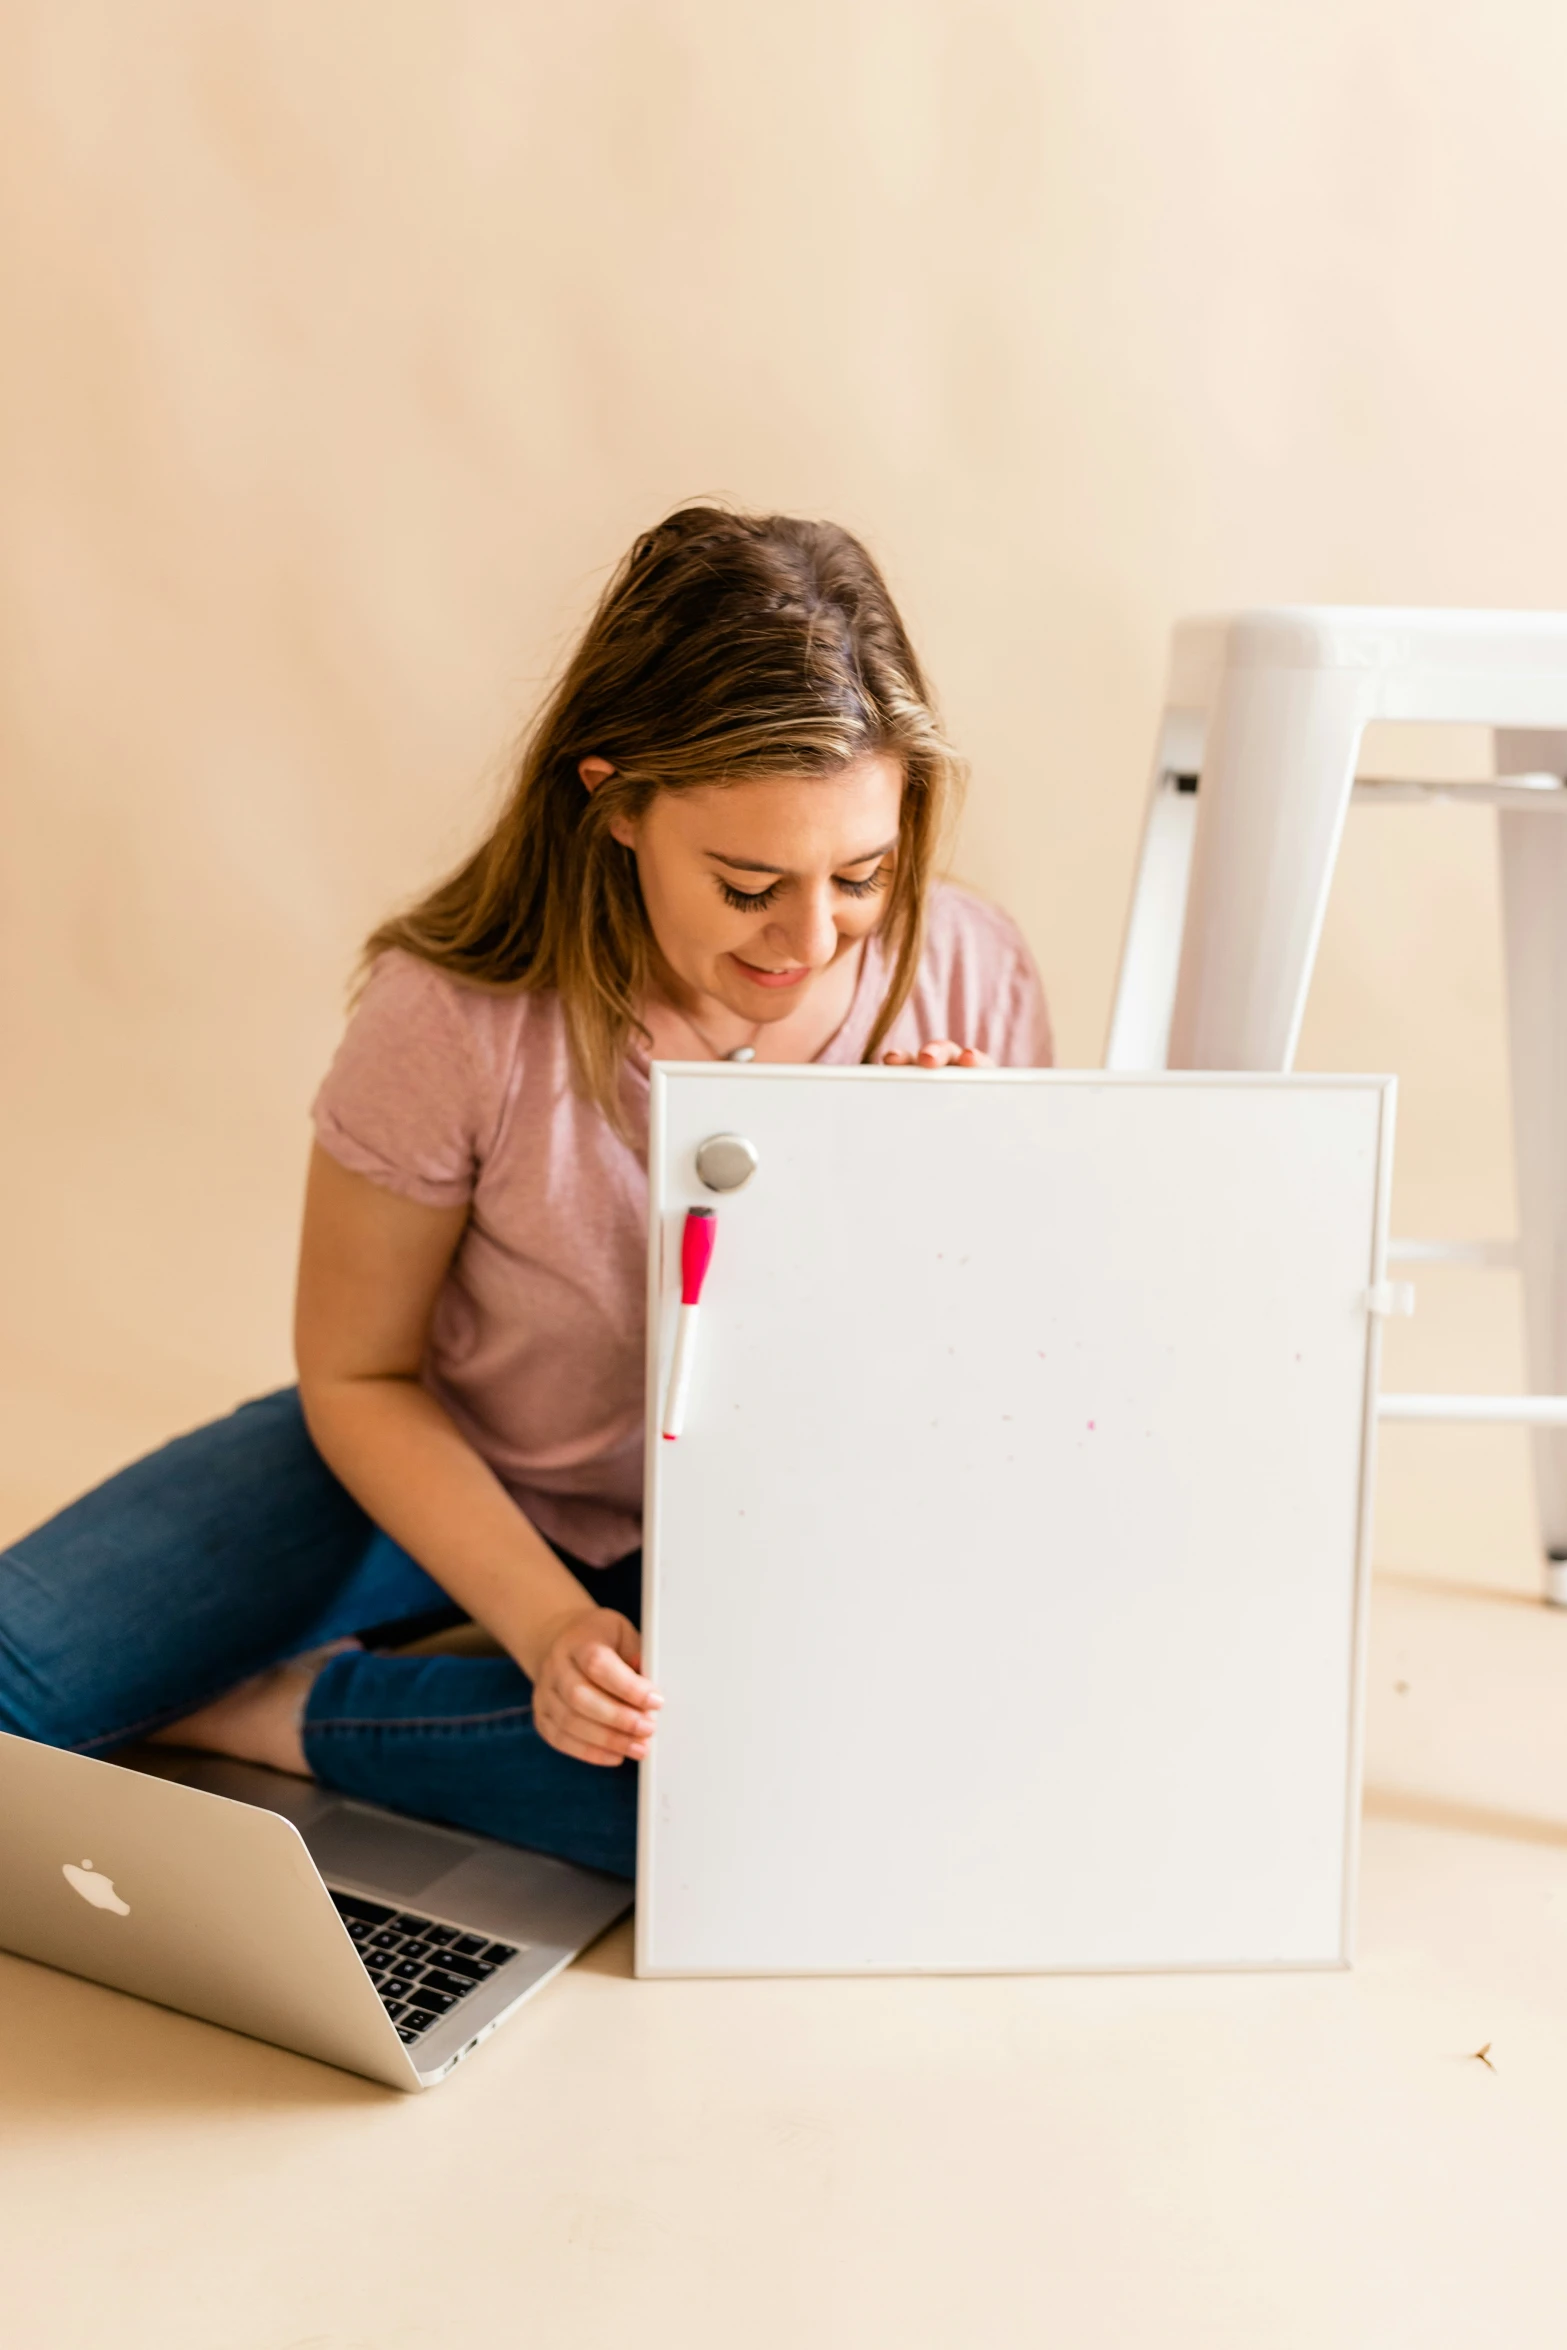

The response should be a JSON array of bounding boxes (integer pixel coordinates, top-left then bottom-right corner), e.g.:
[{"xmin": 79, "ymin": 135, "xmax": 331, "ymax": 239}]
[{"xmin": 637, "ymin": 1068, "xmax": 1394, "ymax": 1979}]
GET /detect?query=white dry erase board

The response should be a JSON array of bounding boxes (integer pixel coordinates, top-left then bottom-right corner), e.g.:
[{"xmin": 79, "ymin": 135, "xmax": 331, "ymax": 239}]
[{"xmin": 638, "ymin": 1068, "xmax": 1394, "ymax": 1978}]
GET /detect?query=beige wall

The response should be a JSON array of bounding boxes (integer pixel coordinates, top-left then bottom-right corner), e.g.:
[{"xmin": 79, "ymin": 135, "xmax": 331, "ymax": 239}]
[{"xmin": 4, "ymin": 2, "xmax": 1565, "ymax": 1563}]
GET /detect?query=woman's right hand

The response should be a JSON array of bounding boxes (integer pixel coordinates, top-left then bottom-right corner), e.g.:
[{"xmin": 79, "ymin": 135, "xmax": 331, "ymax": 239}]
[{"xmin": 530, "ymin": 1604, "xmax": 662, "ymax": 1766}]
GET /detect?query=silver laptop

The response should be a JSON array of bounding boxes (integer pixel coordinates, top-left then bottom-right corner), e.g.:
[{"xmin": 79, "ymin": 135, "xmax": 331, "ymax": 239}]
[{"xmin": 0, "ymin": 1730, "xmax": 631, "ymax": 2090}]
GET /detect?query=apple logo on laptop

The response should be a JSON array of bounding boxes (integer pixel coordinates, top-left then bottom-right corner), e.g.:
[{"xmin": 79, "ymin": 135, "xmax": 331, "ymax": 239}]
[{"xmin": 62, "ymin": 1859, "xmax": 130, "ymax": 1916}]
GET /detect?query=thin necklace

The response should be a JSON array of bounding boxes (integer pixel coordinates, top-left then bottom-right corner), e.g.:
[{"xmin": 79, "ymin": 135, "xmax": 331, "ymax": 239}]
[{"xmin": 677, "ymin": 1002, "xmax": 763, "ymax": 1064}]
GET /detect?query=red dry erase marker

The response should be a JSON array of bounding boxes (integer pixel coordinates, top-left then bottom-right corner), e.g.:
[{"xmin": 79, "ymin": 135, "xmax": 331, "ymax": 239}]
[{"xmin": 661, "ymin": 1207, "xmax": 717, "ymax": 1440}]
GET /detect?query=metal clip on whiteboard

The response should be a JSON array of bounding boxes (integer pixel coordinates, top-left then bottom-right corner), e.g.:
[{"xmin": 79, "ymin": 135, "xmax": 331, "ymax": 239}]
[
  {"xmin": 695, "ymin": 1133, "xmax": 758, "ymax": 1193},
  {"xmin": 1364, "ymin": 1280, "xmax": 1417, "ymax": 1317}
]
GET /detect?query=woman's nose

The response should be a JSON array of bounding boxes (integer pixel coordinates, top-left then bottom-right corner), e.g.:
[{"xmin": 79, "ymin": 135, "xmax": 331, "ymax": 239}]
[{"xmin": 767, "ymin": 884, "xmax": 839, "ymax": 969}]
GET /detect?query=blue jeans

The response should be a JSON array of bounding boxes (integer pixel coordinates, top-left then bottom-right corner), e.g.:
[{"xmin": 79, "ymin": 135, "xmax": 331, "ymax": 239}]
[{"xmin": 0, "ymin": 1390, "xmax": 639, "ymax": 1878}]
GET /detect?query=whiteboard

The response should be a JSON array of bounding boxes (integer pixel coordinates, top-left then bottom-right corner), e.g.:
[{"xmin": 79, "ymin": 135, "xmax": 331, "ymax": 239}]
[{"xmin": 638, "ymin": 1069, "xmax": 1393, "ymax": 1977}]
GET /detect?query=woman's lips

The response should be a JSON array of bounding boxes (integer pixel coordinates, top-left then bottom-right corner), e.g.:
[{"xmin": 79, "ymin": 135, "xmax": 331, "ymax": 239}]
[{"xmin": 728, "ymin": 953, "xmax": 811, "ymax": 992}]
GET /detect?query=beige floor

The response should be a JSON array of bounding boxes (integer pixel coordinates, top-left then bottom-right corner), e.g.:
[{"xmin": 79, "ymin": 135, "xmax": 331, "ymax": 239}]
[{"xmin": 5, "ymin": 1431, "xmax": 1567, "ymax": 2348}]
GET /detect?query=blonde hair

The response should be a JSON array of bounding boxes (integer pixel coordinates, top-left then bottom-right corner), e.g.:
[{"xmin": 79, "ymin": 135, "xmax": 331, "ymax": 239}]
[{"xmin": 365, "ymin": 505, "xmax": 964, "ymax": 1128}]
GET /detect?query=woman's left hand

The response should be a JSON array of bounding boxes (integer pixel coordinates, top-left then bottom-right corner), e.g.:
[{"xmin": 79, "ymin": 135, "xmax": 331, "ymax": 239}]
[{"xmin": 881, "ymin": 1040, "xmax": 993, "ymax": 1068}]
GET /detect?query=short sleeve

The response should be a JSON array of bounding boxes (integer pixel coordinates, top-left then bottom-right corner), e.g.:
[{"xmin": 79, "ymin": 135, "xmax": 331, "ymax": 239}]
[{"xmin": 311, "ymin": 952, "xmax": 484, "ymax": 1208}]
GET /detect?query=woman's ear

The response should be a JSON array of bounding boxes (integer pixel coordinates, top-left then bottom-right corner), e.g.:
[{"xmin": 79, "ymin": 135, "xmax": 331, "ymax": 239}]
[{"xmin": 581, "ymin": 756, "xmax": 637, "ymax": 849}]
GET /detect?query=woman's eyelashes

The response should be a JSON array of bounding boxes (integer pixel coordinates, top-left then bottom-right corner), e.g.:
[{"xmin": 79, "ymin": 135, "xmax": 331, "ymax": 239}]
[{"xmin": 715, "ymin": 867, "xmax": 890, "ymax": 913}]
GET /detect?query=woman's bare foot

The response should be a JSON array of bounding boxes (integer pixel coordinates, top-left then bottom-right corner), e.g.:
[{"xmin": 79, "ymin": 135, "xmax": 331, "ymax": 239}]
[{"xmin": 149, "ymin": 1641, "xmax": 359, "ymax": 1778}]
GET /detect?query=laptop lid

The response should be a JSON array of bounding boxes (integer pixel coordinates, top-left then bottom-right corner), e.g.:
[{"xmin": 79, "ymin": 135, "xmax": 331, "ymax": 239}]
[
  {"xmin": 0, "ymin": 1734, "xmax": 631, "ymax": 2088},
  {"xmin": 0, "ymin": 1730, "xmax": 420, "ymax": 2089}
]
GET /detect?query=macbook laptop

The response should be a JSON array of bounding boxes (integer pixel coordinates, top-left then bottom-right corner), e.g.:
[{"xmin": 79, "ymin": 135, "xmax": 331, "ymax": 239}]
[{"xmin": 0, "ymin": 1729, "xmax": 631, "ymax": 2090}]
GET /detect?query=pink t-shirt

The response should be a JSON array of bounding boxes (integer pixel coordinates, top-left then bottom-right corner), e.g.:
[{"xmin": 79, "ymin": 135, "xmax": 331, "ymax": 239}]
[{"xmin": 311, "ymin": 881, "xmax": 1052, "ymax": 1565}]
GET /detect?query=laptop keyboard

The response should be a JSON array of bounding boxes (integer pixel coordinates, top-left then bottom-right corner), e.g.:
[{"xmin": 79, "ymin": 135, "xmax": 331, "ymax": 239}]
[{"xmin": 330, "ymin": 1891, "xmax": 521, "ymax": 2046}]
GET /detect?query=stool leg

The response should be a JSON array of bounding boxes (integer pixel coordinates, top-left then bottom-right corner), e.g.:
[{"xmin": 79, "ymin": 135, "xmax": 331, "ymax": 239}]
[
  {"xmin": 1496, "ymin": 730, "xmax": 1567, "ymax": 1602},
  {"xmin": 1106, "ymin": 708, "xmax": 1205, "ymax": 1070},
  {"xmin": 1168, "ymin": 667, "xmax": 1366, "ymax": 1070}
]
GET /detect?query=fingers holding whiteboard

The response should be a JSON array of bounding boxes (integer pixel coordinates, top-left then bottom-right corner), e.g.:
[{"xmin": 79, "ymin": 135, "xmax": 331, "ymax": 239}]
[{"xmin": 882, "ymin": 1041, "xmax": 992, "ymax": 1068}]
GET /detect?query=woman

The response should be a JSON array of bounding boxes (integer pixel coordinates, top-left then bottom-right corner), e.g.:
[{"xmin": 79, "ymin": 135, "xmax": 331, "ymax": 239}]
[{"xmin": 0, "ymin": 506, "xmax": 1051, "ymax": 1880}]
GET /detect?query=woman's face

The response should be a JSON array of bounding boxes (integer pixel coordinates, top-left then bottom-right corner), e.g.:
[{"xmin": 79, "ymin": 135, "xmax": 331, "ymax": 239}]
[{"xmin": 590, "ymin": 751, "xmax": 904, "ymax": 1024}]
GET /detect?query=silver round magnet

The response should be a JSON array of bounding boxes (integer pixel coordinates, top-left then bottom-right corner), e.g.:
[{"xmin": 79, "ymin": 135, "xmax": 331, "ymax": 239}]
[{"xmin": 695, "ymin": 1132, "xmax": 759, "ymax": 1193}]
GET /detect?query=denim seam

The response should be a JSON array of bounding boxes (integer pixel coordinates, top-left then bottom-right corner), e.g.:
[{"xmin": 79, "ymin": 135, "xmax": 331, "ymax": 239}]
[{"xmin": 307, "ymin": 1705, "xmax": 536, "ymax": 1734}]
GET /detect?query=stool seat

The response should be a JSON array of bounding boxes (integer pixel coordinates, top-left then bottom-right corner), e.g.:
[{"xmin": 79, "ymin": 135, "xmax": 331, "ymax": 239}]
[
  {"xmin": 1109, "ymin": 604, "xmax": 1567, "ymax": 1600},
  {"xmin": 1171, "ymin": 607, "xmax": 1567, "ymax": 721}
]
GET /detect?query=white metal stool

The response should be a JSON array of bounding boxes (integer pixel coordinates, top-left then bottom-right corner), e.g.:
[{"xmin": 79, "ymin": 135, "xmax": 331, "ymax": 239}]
[{"xmin": 1107, "ymin": 608, "xmax": 1567, "ymax": 1603}]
